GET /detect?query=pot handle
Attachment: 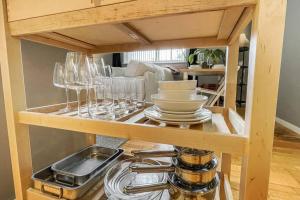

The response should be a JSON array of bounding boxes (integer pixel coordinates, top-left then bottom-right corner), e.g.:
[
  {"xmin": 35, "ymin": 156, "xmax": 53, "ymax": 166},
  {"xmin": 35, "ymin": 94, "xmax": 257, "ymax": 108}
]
[
  {"xmin": 131, "ymin": 150, "xmax": 177, "ymax": 158},
  {"xmin": 130, "ymin": 164, "xmax": 175, "ymax": 173},
  {"xmin": 40, "ymin": 183, "xmax": 63, "ymax": 199},
  {"xmin": 124, "ymin": 183, "xmax": 170, "ymax": 194}
]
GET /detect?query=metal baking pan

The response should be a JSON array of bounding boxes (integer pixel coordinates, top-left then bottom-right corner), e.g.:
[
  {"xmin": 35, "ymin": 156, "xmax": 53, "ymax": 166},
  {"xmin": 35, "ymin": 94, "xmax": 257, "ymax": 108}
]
[
  {"xmin": 51, "ymin": 145, "xmax": 123, "ymax": 186},
  {"xmin": 32, "ymin": 149, "xmax": 124, "ymax": 199}
]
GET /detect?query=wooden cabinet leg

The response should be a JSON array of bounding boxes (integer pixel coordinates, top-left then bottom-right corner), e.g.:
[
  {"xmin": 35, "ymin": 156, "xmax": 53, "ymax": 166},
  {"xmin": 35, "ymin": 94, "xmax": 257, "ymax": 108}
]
[
  {"xmin": 239, "ymin": 0, "xmax": 287, "ymax": 199},
  {"xmin": 0, "ymin": 1, "xmax": 33, "ymax": 199},
  {"xmin": 222, "ymin": 38, "xmax": 239, "ymax": 179}
]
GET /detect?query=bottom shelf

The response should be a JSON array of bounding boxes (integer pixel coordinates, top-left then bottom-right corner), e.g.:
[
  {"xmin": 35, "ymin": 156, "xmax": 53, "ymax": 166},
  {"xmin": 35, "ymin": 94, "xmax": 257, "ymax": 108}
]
[{"xmin": 27, "ymin": 172, "xmax": 232, "ymax": 200}]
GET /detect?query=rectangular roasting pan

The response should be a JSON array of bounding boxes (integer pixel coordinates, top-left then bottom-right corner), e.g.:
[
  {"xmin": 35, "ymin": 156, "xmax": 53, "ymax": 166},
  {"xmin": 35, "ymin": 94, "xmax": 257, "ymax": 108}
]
[
  {"xmin": 51, "ymin": 145, "xmax": 123, "ymax": 186},
  {"xmin": 32, "ymin": 146, "xmax": 123, "ymax": 199}
]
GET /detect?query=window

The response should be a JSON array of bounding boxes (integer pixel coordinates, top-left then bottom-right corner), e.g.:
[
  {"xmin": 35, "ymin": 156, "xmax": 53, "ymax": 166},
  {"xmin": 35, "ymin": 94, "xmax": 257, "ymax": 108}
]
[{"xmin": 123, "ymin": 49, "xmax": 187, "ymax": 64}]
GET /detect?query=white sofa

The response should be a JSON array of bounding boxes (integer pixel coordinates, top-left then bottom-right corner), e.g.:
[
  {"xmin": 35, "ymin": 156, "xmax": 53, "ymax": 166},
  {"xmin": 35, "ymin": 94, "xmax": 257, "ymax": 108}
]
[{"xmin": 111, "ymin": 60, "xmax": 174, "ymax": 102}]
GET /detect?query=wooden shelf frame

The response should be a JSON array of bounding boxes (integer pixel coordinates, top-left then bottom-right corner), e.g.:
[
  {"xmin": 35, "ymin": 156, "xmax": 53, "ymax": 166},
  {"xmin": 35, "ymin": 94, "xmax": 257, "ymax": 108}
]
[
  {"xmin": 0, "ymin": 0, "xmax": 288, "ymax": 200},
  {"xmin": 25, "ymin": 171, "xmax": 233, "ymax": 200},
  {"xmin": 6, "ymin": 0, "xmax": 255, "ymax": 53},
  {"xmin": 17, "ymin": 104, "xmax": 247, "ymax": 156}
]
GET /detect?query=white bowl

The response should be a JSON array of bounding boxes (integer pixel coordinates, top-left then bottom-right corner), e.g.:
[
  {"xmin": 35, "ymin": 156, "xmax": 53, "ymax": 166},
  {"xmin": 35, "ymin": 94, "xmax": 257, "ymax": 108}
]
[
  {"xmin": 158, "ymin": 80, "xmax": 197, "ymax": 90},
  {"xmin": 158, "ymin": 89, "xmax": 196, "ymax": 100},
  {"xmin": 151, "ymin": 94, "xmax": 208, "ymax": 112}
]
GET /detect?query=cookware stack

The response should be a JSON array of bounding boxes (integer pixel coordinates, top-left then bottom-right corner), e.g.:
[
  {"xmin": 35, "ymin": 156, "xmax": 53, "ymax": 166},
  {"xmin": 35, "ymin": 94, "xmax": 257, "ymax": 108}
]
[
  {"xmin": 125, "ymin": 147, "xmax": 219, "ymax": 200},
  {"xmin": 32, "ymin": 145, "xmax": 124, "ymax": 199}
]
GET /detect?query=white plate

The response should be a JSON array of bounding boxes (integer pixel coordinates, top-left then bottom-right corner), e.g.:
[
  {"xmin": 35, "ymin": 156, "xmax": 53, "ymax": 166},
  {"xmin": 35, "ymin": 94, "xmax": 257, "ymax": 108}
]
[
  {"xmin": 158, "ymin": 89, "xmax": 196, "ymax": 100},
  {"xmin": 152, "ymin": 94, "xmax": 207, "ymax": 102},
  {"xmin": 144, "ymin": 112, "xmax": 211, "ymax": 126},
  {"xmin": 151, "ymin": 94, "xmax": 207, "ymax": 112},
  {"xmin": 152, "ymin": 106, "xmax": 211, "ymax": 119},
  {"xmin": 153, "ymin": 106, "xmax": 207, "ymax": 115},
  {"xmin": 144, "ymin": 107, "xmax": 212, "ymax": 122}
]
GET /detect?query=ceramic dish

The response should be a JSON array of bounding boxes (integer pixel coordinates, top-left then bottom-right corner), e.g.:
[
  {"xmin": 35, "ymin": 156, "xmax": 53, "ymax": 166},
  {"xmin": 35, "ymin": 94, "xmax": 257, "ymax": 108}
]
[
  {"xmin": 153, "ymin": 106, "xmax": 204, "ymax": 115},
  {"xmin": 152, "ymin": 94, "xmax": 207, "ymax": 102},
  {"xmin": 158, "ymin": 80, "xmax": 197, "ymax": 90},
  {"xmin": 144, "ymin": 107, "xmax": 212, "ymax": 122},
  {"xmin": 156, "ymin": 108, "xmax": 211, "ymax": 119},
  {"xmin": 151, "ymin": 94, "xmax": 207, "ymax": 112},
  {"xmin": 158, "ymin": 89, "xmax": 196, "ymax": 100},
  {"xmin": 144, "ymin": 112, "xmax": 211, "ymax": 126}
]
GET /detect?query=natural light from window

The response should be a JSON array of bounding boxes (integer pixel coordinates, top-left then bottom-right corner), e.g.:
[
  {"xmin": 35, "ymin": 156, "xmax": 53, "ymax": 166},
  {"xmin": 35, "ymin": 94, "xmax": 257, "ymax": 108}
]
[{"xmin": 123, "ymin": 49, "xmax": 187, "ymax": 64}]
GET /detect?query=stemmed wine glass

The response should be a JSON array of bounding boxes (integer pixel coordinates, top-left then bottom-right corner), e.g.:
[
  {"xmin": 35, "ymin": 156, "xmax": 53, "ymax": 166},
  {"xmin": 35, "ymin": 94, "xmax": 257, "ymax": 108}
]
[
  {"xmin": 85, "ymin": 57, "xmax": 102, "ymax": 118},
  {"xmin": 64, "ymin": 52, "xmax": 87, "ymax": 117},
  {"xmin": 104, "ymin": 64, "xmax": 115, "ymax": 119},
  {"xmin": 53, "ymin": 62, "xmax": 71, "ymax": 112}
]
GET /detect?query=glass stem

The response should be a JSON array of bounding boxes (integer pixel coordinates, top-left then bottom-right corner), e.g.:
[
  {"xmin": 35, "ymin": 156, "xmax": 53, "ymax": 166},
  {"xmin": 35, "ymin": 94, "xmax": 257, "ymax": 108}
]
[
  {"xmin": 76, "ymin": 89, "xmax": 81, "ymax": 117},
  {"xmin": 87, "ymin": 87, "xmax": 90, "ymax": 116},
  {"xmin": 65, "ymin": 87, "xmax": 70, "ymax": 110},
  {"xmin": 110, "ymin": 78, "xmax": 114, "ymax": 110},
  {"xmin": 94, "ymin": 87, "xmax": 98, "ymax": 111}
]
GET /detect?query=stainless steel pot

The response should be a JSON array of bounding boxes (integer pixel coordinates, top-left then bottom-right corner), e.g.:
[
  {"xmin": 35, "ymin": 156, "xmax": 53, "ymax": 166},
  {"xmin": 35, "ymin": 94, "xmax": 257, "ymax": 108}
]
[
  {"xmin": 130, "ymin": 157, "xmax": 218, "ymax": 185},
  {"xmin": 132, "ymin": 147, "xmax": 214, "ymax": 167},
  {"xmin": 124, "ymin": 173, "xmax": 219, "ymax": 200}
]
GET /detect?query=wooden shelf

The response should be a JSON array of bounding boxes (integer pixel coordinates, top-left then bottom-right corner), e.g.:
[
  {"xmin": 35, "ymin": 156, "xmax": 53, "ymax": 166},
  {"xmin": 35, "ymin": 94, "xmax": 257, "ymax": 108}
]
[
  {"xmin": 17, "ymin": 103, "xmax": 247, "ymax": 155},
  {"xmin": 7, "ymin": 0, "xmax": 255, "ymax": 53},
  {"xmin": 25, "ymin": 139, "xmax": 233, "ymax": 200},
  {"xmin": 27, "ymin": 171, "xmax": 232, "ymax": 200},
  {"xmin": 26, "ymin": 172, "xmax": 233, "ymax": 200}
]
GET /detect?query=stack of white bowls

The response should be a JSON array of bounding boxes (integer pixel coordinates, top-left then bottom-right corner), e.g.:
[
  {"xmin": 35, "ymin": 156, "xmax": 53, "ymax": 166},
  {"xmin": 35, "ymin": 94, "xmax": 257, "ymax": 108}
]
[{"xmin": 144, "ymin": 80, "xmax": 212, "ymax": 126}]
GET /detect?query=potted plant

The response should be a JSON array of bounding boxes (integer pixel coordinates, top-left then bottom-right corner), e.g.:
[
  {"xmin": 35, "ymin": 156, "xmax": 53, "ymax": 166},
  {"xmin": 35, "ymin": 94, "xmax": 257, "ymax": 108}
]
[{"xmin": 188, "ymin": 48, "xmax": 225, "ymax": 68}]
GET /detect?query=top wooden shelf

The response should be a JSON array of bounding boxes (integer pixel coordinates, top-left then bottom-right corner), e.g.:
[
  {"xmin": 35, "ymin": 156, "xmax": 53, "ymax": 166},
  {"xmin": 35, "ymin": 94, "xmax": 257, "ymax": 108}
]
[{"xmin": 6, "ymin": 0, "xmax": 255, "ymax": 53}]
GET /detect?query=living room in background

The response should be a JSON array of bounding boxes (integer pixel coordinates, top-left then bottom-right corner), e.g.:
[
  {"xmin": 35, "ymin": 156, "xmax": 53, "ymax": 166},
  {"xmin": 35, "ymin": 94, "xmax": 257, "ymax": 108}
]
[{"xmin": 123, "ymin": 48, "xmax": 187, "ymax": 64}]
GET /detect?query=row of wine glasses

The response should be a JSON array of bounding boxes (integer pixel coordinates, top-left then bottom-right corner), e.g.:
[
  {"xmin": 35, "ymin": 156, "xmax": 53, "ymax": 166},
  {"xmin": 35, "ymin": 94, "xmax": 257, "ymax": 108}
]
[{"xmin": 53, "ymin": 52, "xmax": 142, "ymax": 119}]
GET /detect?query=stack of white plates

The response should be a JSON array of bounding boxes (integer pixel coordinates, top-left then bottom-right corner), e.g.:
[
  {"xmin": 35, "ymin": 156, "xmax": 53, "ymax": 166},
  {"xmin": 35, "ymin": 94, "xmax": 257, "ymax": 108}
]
[
  {"xmin": 144, "ymin": 106, "xmax": 211, "ymax": 126},
  {"xmin": 145, "ymin": 80, "xmax": 212, "ymax": 126}
]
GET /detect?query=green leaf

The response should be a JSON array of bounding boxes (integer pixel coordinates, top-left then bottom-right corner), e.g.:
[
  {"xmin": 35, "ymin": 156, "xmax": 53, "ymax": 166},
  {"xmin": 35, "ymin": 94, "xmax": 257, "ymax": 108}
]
[{"xmin": 188, "ymin": 54, "xmax": 195, "ymax": 64}]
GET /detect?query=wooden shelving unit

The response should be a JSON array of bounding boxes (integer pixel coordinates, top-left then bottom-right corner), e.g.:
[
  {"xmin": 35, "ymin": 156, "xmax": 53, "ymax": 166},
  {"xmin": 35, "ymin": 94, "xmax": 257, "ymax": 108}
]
[{"xmin": 0, "ymin": 0, "xmax": 287, "ymax": 200}]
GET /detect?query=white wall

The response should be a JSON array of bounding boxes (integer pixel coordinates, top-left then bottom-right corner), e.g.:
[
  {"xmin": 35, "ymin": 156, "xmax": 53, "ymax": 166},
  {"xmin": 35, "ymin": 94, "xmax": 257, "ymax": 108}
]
[
  {"xmin": 21, "ymin": 40, "xmax": 88, "ymax": 171},
  {"xmin": 0, "ymin": 41, "xmax": 89, "ymax": 199},
  {"xmin": 0, "ymin": 70, "xmax": 14, "ymax": 200},
  {"xmin": 276, "ymin": 0, "xmax": 300, "ymax": 130}
]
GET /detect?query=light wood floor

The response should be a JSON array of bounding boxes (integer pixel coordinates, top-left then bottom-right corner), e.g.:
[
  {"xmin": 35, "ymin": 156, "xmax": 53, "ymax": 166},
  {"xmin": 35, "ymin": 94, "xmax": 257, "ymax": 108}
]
[{"xmin": 230, "ymin": 122, "xmax": 300, "ymax": 200}]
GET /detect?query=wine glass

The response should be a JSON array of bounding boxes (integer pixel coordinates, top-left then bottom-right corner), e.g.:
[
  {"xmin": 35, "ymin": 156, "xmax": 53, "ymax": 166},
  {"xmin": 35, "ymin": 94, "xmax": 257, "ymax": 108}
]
[
  {"xmin": 65, "ymin": 52, "xmax": 85, "ymax": 117},
  {"xmin": 125, "ymin": 79, "xmax": 137, "ymax": 112},
  {"xmin": 53, "ymin": 62, "xmax": 71, "ymax": 112},
  {"xmin": 86, "ymin": 57, "xmax": 103, "ymax": 118},
  {"xmin": 130, "ymin": 79, "xmax": 138, "ymax": 111},
  {"xmin": 102, "ymin": 64, "xmax": 115, "ymax": 119},
  {"xmin": 118, "ymin": 78, "xmax": 128, "ymax": 113}
]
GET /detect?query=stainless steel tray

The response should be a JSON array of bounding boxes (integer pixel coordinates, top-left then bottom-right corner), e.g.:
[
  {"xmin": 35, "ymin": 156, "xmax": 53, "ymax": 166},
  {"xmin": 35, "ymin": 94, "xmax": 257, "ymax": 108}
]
[
  {"xmin": 32, "ymin": 148, "xmax": 124, "ymax": 199},
  {"xmin": 51, "ymin": 145, "xmax": 122, "ymax": 186}
]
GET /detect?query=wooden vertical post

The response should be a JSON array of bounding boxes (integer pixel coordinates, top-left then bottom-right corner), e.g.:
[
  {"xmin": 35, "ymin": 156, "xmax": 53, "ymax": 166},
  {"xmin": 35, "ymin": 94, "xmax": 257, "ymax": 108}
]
[
  {"xmin": 221, "ymin": 39, "xmax": 239, "ymax": 180},
  {"xmin": 240, "ymin": 0, "xmax": 287, "ymax": 199},
  {"xmin": 225, "ymin": 39, "xmax": 239, "ymax": 110},
  {"xmin": 0, "ymin": 1, "xmax": 33, "ymax": 200}
]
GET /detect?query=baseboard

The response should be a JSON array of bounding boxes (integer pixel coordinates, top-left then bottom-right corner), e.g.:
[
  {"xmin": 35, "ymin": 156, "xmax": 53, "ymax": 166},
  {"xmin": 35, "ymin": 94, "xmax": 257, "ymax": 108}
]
[{"xmin": 276, "ymin": 117, "xmax": 300, "ymax": 135}]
